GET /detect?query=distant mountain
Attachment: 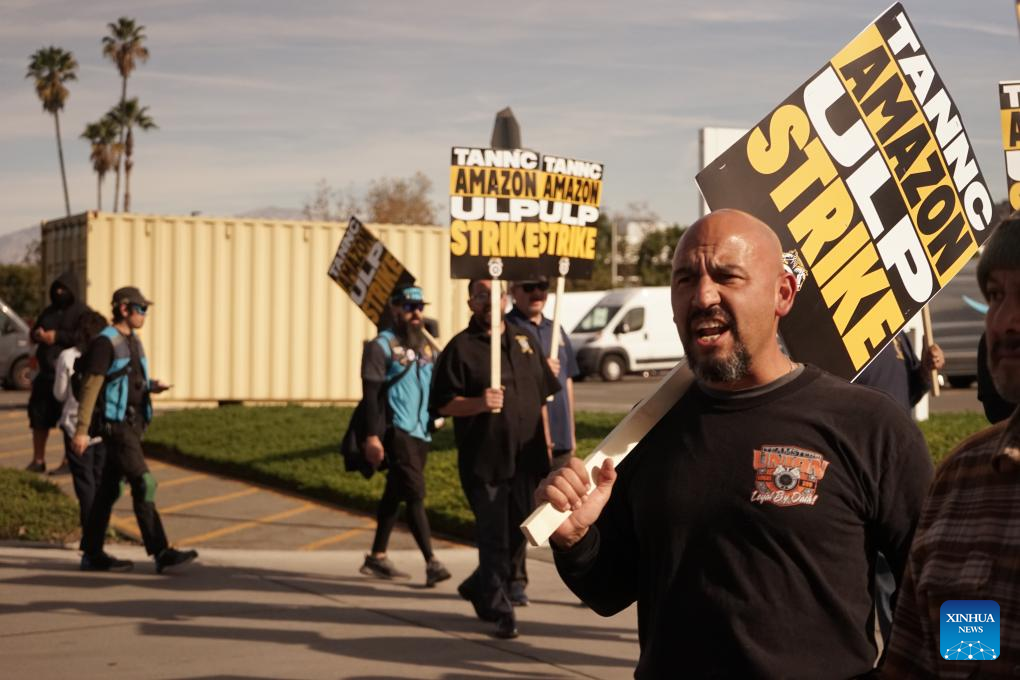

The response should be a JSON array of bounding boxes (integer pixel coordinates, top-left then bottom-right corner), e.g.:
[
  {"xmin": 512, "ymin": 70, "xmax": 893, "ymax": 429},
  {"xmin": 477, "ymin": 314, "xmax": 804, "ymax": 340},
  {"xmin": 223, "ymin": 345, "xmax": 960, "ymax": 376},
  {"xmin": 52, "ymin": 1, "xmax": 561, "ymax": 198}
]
[
  {"xmin": 235, "ymin": 206, "xmax": 307, "ymax": 220},
  {"xmin": 0, "ymin": 226, "xmax": 39, "ymax": 265}
]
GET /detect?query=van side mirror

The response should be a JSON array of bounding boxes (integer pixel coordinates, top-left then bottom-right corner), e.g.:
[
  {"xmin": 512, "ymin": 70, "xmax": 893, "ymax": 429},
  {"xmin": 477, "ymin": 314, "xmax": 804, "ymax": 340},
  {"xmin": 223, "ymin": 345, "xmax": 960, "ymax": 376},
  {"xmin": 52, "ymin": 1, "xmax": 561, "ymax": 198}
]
[{"xmin": 615, "ymin": 321, "xmax": 630, "ymax": 335}]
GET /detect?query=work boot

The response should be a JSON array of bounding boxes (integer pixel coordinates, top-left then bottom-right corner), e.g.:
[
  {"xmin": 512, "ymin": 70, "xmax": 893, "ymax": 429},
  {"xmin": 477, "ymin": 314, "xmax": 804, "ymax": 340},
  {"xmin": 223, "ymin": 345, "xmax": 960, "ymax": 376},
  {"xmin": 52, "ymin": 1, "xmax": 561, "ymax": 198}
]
[
  {"xmin": 360, "ymin": 554, "xmax": 410, "ymax": 580},
  {"xmin": 25, "ymin": 460, "xmax": 45, "ymax": 473},
  {"xmin": 493, "ymin": 612, "xmax": 519, "ymax": 639},
  {"xmin": 155, "ymin": 548, "xmax": 198, "ymax": 574},
  {"xmin": 457, "ymin": 575, "xmax": 498, "ymax": 622},
  {"xmin": 425, "ymin": 558, "xmax": 451, "ymax": 587},
  {"xmin": 80, "ymin": 551, "xmax": 133, "ymax": 572}
]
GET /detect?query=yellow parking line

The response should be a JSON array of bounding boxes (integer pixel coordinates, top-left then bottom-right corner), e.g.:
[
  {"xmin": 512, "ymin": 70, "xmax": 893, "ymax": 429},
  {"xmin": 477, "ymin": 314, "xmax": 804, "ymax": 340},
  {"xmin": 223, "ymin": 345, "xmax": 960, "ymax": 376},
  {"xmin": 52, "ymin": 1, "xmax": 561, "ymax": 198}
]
[
  {"xmin": 0, "ymin": 448, "xmax": 32, "ymax": 461},
  {"xmin": 0, "ymin": 447, "xmax": 57, "ymax": 461},
  {"xmin": 160, "ymin": 473, "xmax": 208, "ymax": 488},
  {"xmin": 299, "ymin": 523, "xmax": 374, "ymax": 551},
  {"xmin": 179, "ymin": 503, "xmax": 314, "ymax": 545},
  {"xmin": 161, "ymin": 487, "xmax": 258, "ymax": 514},
  {"xmin": 49, "ymin": 461, "xmax": 170, "ymax": 486}
]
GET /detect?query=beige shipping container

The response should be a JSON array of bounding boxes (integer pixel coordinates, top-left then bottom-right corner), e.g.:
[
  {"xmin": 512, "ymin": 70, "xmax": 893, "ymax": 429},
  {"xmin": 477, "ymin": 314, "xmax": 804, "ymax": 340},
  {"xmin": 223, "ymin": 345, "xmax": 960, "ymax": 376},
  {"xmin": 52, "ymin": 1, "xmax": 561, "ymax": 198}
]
[{"xmin": 41, "ymin": 212, "xmax": 471, "ymax": 403}]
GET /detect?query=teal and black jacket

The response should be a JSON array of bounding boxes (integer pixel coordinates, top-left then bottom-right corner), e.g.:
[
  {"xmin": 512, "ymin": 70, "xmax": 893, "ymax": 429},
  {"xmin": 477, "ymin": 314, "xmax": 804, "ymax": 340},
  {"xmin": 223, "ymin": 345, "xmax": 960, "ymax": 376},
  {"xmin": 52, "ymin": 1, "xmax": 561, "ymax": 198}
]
[
  {"xmin": 364, "ymin": 330, "xmax": 434, "ymax": 442},
  {"xmin": 99, "ymin": 326, "xmax": 153, "ymax": 424}
]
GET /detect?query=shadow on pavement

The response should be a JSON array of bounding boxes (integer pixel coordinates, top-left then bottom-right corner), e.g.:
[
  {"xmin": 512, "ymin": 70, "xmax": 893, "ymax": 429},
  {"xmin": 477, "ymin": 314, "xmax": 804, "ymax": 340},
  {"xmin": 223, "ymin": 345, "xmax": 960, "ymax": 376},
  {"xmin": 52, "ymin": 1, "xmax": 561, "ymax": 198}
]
[
  {"xmin": 1, "ymin": 553, "xmax": 636, "ymax": 675},
  {"xmin": 141, "ymin": 623, "xmax": 632, "ymax": 675}
]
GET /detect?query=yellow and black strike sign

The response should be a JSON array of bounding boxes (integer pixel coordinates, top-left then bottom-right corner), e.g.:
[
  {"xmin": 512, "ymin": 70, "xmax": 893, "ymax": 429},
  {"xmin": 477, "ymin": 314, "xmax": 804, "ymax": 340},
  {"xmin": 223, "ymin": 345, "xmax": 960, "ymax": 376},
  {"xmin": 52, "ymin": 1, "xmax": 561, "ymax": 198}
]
[
  {"xmin": 449, "ymin": 147, "xmax": 604, "ymax": 280},
  {"xmin": 697, "ymin": 3, "xmax": 994, "ymax": 381},
  {"xmin": 1000, "ymin": 81, "xmax": 1020, "ymax": 211},
  {"xmin": 328, "ymin": 217, "xmax": 415, "ymax": 324}
]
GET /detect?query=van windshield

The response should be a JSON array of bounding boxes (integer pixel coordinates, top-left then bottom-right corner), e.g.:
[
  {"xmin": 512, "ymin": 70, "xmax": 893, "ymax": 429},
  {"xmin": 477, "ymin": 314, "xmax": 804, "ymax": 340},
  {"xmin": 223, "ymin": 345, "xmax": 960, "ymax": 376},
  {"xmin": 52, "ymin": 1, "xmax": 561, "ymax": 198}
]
[{"xmin": 574, "ymin": 304, "xmax": 621, "ymax": 333}]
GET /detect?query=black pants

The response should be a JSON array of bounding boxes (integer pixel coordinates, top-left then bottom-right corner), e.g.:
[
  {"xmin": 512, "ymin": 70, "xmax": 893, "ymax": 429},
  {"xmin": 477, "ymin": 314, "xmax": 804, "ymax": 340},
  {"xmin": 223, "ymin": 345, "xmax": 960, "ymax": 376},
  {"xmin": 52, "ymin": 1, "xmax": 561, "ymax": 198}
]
[
  {"xmin": 460, "ymin": 467, "xmax": 541, "ymax": 620},
  {"xmin": 510, "ymin": 464, "xmax": 543, "ymax": 587},
  {"xmin": 371, "ymin": 428, "xmax": 433, "ymax": 559},
  {"xmin": 63, "ymin": 432, "xmax": 107, "ymax": 549},
  {"xmin": 82, "ymin": 421, "xmax": 168, "ymax": 557}
]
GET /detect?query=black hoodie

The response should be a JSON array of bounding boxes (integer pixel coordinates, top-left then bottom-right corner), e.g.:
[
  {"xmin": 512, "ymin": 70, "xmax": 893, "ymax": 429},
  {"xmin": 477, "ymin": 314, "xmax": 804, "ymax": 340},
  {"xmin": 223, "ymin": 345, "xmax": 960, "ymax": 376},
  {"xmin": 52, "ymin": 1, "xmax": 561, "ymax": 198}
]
[{"xmin": 30, "ymin": 271, "xmax": 87, "ymax": 377}]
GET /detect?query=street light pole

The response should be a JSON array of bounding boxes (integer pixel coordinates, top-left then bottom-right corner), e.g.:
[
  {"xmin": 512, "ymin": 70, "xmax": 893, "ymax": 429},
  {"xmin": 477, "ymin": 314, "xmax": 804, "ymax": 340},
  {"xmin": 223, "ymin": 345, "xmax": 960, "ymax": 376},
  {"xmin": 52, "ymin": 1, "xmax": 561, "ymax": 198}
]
[{"xmin": 610, "ymin": 217, "xmax": 618, "ymax": 286}]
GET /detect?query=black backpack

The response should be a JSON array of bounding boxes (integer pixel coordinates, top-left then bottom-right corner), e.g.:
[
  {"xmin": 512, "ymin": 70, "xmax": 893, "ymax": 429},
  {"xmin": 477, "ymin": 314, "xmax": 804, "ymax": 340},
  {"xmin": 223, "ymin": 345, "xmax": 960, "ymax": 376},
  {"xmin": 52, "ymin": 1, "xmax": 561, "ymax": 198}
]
[
  {"xmin": 339, "ymin": 361, "xmax": 413, "ymax": 479},
  {"xmin": 70, "ymin": 354, "xmax": 88, "ymax": 402}
]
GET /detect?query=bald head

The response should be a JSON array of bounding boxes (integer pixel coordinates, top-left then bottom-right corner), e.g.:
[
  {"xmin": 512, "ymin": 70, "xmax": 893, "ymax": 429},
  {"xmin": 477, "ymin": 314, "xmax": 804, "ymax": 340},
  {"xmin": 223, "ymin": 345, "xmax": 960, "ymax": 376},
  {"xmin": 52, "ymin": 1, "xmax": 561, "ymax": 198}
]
[
  {"xmin": 673, "ymin": 209, "xmax": 784, "ymax": 279},
  {"xmin": 671, "ymin": 209, "xmax": 797, "ymax": 390}
]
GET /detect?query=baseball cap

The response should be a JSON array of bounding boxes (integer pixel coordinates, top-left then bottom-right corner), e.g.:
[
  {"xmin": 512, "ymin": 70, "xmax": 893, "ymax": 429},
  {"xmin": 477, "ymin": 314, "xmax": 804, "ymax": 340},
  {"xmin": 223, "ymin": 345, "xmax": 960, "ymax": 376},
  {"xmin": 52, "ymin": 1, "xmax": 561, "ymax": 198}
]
[
  {"xmin": 112, "ymin": 286, "xmax": 153, "ymax": 307},
  {"xmin": 390, "ymin": 286, "xmax": 428, "ymax": 305}
]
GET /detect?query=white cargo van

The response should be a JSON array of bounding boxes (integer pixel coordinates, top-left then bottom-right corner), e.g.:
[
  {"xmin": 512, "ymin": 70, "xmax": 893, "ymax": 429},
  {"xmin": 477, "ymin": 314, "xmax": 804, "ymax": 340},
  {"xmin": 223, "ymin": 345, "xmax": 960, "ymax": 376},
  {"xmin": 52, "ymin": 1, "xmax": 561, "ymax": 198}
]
[
  {"xmin": 545, "ymin": 290, "xmax": 607, "ymax": 339},
  {"xmin": 570, "ymin": 287, "xmax": 684, "ymax": 381}
]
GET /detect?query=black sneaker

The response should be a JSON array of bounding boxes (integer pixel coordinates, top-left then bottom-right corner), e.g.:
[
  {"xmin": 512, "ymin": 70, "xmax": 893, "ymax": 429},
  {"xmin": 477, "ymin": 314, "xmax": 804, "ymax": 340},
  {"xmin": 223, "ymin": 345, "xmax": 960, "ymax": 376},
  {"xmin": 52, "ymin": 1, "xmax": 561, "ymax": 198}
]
[
  {"xmin": 49, "ymin": 460, "xmax": 71, "ymax": 476},
  {"xmin": 509, "ymin": 581, "xmax": 529, "ymax": 606},
  {"xmin": 155, "ymin": 548, "xmax": 198, "ymax": 574},
  {"xmin": 25, "ymin": 461, "xmax": 45, "ymax": 473},
  {"xmin": 425, "ymin": 559, "xmax": 451, "ymax": 587},
  {"xmin": 360, "ymin": 554, "xmax": 410, "ymax": 580},
  {"xmin": 81, "ymin": 552, "xmax": 133, "ymax": 572}
]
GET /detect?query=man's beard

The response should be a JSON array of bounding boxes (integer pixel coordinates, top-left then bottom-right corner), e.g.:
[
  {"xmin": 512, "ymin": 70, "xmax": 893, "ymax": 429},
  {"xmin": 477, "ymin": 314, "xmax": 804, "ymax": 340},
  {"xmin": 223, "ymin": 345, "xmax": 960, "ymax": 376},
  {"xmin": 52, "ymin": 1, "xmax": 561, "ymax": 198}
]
[
  {"xmin": 396, "ymin": 318, "xmax": 426, "ymax": 352},
  {"xmin": 685, "ymin": 307, "xmax": 751, "ymax": 384}
]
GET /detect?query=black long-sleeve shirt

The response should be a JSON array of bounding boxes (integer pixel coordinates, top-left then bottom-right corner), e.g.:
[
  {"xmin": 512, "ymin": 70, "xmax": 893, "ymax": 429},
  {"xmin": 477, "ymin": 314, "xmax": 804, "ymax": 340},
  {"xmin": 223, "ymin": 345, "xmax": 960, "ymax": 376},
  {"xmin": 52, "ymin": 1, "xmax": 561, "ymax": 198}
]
[
  {"xmin": 554, "ymin": 364, "xmax": 933, "ymax": 679},
  {"xmin": 31, "ymin": 271, "xmax": 86, "ymax": 376}
]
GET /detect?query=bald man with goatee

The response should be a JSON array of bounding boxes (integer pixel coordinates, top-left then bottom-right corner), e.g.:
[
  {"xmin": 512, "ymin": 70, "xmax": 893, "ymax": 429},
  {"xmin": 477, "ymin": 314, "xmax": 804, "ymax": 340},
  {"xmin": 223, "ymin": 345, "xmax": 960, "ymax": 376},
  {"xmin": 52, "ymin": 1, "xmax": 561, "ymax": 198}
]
[{"xmin": 536, "ymin": 210, "xmax": 934, "ymax": 678}]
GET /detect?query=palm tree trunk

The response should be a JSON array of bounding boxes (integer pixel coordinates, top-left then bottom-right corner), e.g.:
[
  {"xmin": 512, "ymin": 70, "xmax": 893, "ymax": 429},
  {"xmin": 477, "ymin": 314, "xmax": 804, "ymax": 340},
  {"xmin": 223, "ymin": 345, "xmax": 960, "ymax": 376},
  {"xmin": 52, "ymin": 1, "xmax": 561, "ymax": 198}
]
[
  {"xmin": 53, "ymin": 111, "xmax": 70, "ymax": 217},
  {"xmin": 113, "ymin": 77, "xmax": 127, "ymax": 211},
  {"xmin": 123, "ymin": 128, "xmax": 133, "ymax": 213},
  {"xmin": 97, "ymin": 174, "xmax": 102, "ymax": 211}
]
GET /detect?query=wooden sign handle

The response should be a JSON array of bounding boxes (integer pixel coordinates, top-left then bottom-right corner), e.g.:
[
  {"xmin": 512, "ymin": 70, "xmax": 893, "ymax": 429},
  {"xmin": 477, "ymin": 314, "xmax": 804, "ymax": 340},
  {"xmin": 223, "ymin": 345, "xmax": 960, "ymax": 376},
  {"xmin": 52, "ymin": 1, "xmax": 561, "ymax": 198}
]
[
  {"xmin": 490, "ymin": 278, "xmax": 501, "ymax": 412},
  {"xmin": 921, "ymin": 305, "xmax": 940, "ymax": 397},
  {"xmin": 521, "ymin": 361, "xmax": 694, "ymax": 546}
]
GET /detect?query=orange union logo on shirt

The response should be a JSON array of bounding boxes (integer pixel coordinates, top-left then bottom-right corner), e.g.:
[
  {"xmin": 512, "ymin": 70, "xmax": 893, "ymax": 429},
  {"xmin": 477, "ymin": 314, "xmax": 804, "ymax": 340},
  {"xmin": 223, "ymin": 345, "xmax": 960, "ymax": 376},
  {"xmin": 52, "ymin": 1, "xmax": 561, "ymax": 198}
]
[{"xmin": 751, "ymin": 445, "xmax": 830, "ymax": 507}]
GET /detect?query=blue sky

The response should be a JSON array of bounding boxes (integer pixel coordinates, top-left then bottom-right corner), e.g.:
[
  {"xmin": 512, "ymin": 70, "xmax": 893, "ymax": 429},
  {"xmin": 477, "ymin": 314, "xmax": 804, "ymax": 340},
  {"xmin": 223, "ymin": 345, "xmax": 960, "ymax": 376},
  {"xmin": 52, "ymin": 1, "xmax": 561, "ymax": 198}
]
[{"xmin": 2, "ymin": 0, "xmax": 1017, "ymax": 235}]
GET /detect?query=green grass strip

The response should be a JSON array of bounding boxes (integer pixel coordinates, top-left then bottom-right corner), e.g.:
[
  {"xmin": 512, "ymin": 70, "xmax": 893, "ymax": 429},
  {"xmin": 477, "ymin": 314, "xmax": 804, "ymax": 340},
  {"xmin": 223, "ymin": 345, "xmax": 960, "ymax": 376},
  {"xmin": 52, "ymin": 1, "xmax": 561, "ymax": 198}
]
[
  {"xmin": 0, "ymin": 467, "xmax": 80, "ymax": 542},
  {"xmin": 142, "ymin": 405, "xmax": 990, "ymax": 543}
]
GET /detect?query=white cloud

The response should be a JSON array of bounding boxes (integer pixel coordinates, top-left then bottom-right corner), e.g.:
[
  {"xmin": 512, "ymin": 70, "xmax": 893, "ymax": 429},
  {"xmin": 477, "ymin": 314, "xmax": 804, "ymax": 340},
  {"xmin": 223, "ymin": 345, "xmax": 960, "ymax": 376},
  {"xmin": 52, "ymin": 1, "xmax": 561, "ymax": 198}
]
[{"xmin": 1, "ymin": 0, "xmax": 1014, "ymax": 236}]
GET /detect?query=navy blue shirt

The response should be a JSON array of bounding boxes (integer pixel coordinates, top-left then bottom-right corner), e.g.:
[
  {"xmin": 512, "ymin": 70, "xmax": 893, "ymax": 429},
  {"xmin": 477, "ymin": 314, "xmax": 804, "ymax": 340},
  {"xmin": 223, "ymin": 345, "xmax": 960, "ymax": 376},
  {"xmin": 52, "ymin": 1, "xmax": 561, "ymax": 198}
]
[
  {"xmin": 506, "ymin": 306, "xmax": 579, "ymax": 451},
  {"xmin": 853, "ymin": 333, "xmax": 928, "ymax": 411}
]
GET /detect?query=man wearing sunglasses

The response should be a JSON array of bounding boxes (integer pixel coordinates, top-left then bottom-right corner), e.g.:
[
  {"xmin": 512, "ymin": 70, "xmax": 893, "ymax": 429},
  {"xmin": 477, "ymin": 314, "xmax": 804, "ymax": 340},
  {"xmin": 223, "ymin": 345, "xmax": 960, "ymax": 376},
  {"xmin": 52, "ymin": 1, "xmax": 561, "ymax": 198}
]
[
  {"xmin": 505, "ymin": 276, "xmax": 580, "ymax": 607},
  {"xmin": 72, "ymin": 286, "xmax": 197, "ymax": 574},
  {"xmin": 358, "ymin": 286, "xmax": 450, "ymax": 588}
]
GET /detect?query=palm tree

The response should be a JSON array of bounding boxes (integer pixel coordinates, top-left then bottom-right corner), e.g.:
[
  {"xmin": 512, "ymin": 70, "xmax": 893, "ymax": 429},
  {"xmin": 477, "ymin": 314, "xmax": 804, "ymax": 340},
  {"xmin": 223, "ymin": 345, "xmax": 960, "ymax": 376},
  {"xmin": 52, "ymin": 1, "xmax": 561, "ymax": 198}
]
[
  {"xmin": 26, "ymin": 46, "xmax": 78, "ymax": 217},
  {"xmin": 102, "ymin": 17, "xmax": 149, "ymax": 211},
  {"xmin": 108, "ymin": 99, "xmax": 157, "ymax": 213},
  {"xmin": 81, "ymin": 117, "xmax": 120, "ymax": 210}
]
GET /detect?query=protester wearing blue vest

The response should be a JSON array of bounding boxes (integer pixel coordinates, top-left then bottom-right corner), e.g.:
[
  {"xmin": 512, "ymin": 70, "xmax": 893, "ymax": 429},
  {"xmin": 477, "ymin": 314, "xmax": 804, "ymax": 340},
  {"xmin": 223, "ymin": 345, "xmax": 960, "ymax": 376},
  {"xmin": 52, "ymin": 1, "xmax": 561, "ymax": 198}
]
[
  {"xmin": 358, "ymin": 286, "xmax": 450, "ymax": 588},
  {"xmin": 72, "ymin": 286, "xmax": 197, "ymax": 574}
]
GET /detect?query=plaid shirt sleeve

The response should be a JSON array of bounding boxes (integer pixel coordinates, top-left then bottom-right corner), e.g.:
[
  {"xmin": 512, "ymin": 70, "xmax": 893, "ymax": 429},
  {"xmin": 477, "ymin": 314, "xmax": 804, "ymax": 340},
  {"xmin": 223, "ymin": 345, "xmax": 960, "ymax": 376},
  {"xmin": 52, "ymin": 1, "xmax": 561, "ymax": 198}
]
[{"xmin": 880, "ymin": 412, "xmax": 1020, "ymax": 679}]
